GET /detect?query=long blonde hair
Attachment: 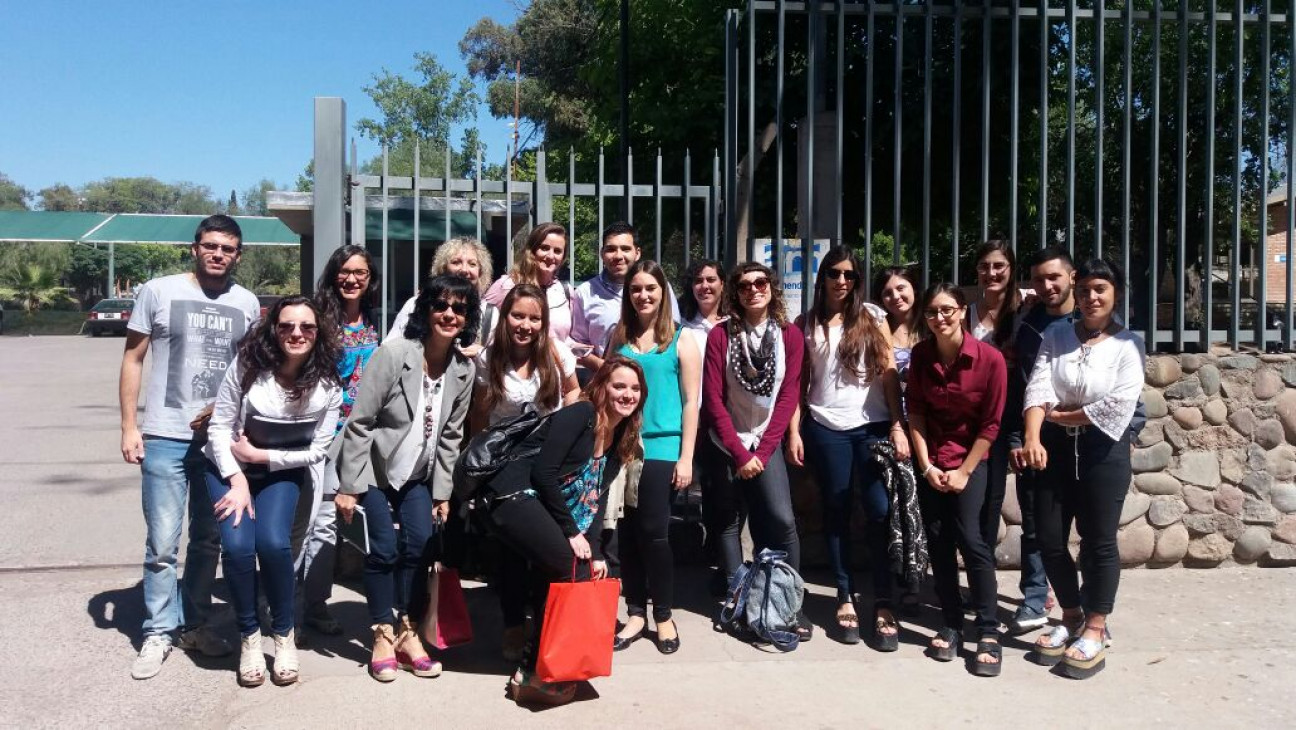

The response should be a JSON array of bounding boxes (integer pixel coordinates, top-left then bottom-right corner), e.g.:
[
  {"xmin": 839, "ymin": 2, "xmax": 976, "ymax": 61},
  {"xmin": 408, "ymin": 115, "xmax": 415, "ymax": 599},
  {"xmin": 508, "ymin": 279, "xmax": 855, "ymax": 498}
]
[{"xmin": 484, "ymin": 284, "xmax": 561, "ymax": 413}]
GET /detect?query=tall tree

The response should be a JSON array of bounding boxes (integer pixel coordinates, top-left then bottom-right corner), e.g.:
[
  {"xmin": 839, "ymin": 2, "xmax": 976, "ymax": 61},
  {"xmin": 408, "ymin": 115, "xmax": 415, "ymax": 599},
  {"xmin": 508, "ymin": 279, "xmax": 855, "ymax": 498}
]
[
  {"xmin": 37, "ymin": 184, "xmax": 80, "ymax": 211},
  {"xmin": 227, "ymin": 190, "xmax": 240, "ymax": 216},
  {"xmin": 241, "ymin": 179, "xmax": 278, "ymax": 216},
  {"xmin": 0, "ymin": 172, "xmax": 32, "ymax": 210},
  {"xmin": 80, "ymin": 177, "xmax": 219, "ymax": 214}
]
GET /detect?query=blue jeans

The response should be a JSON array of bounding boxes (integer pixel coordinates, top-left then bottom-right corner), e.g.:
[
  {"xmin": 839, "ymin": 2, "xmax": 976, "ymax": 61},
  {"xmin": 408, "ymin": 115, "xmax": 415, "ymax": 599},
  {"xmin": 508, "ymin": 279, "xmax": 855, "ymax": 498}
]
[
  {"xmin": 205, "ymin": 464, "xmax": 305, "ymax": 638},
  {"xmin": 140, "ymin": 436, "xmax": 221, "ymax": 638},
  {"xmin": 1015, "ymin": 467, "xmax": 1050, "ymax": 613},
  {"xmin": 803, "ymin": 417, "xmax": 893, "ymax": 605},
  {"xmin": 361, "ymin": 483, "xmax": 436, "ymax": 626}
]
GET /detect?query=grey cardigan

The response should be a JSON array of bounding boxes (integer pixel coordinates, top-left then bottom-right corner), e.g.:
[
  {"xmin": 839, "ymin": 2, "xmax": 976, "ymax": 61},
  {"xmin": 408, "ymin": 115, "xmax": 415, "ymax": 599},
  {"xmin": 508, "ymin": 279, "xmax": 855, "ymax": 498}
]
[{"xmin": 338, "ymin": 336, "xmax": 474, "ymax": 500}]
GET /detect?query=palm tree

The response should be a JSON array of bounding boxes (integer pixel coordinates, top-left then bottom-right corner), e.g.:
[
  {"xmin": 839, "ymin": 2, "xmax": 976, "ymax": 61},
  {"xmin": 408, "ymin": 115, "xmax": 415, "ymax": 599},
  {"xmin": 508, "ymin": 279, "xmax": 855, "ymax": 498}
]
[{"xmin": 0, "ymin": 262, "xmax": 68, "ymax": 314}]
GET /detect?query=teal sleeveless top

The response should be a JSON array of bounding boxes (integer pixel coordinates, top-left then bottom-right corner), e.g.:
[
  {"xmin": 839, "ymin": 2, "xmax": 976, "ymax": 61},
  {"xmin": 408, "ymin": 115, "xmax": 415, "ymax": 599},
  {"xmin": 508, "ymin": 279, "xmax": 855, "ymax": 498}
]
[{"xmin": 618, "ymin": 330, "xmax": 684, "ymax": 461}]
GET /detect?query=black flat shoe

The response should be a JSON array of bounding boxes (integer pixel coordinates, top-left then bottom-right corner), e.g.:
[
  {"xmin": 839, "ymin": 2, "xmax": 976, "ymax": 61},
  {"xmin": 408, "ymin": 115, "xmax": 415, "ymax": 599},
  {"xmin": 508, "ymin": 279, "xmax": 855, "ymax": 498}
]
[
  {"xmin": 656, "ymin": 633, "xmax": 681, "ymax": 655},
  {"xmin": 613, "ymin": 628, "xmax": 644, "ymax": 651}
]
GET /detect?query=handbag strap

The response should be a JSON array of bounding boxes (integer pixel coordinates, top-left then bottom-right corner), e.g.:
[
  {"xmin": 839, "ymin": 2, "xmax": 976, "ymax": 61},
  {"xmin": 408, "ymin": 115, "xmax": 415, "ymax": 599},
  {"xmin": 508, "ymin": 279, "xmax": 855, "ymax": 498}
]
[{"xmin": 754, "ymin": 561, "xmax": 799, "ymax": 652}]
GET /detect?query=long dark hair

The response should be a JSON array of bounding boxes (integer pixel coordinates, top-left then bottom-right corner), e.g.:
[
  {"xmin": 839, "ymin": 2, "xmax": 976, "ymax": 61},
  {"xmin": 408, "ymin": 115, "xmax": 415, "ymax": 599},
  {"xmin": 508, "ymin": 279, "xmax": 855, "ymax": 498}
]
[
  {"xmin": 581, "ymin": 355, "xmax": 647, "ymax": 463},
  {"xmin": 678, "ymin": 258, "xmax": 725, "ymax": 321},
  {"xmin": 724, "ymin": 262, "xmax": 787, "ymax": 337},
  {"xmin": 611, "ymin": 259, "xmax": 676, "ymax": 354},
  {"xmin": 807, "ymin": 246, "xmax": 888, "ymax": 381},
  {"xmin": 973, "ymin": 239, "xmax": 1020, "ymax": 348},
  {"xmin": 238, "ymin": 295, "xmax": 341, "ymax": 401},
  {"xmin": 484, "ymin": 284, "xmax": 561, "ymax": 413},
  {"xmin": 315, "ymin": 244, "xmax": 379, "ymax": 327},
  {"xmin": 403, "ymin": 274, "xmax": 481, "ymax": 344},
  {"xmin": 919, "ymin": 282, "xmax": 968, "ymax": 338}
]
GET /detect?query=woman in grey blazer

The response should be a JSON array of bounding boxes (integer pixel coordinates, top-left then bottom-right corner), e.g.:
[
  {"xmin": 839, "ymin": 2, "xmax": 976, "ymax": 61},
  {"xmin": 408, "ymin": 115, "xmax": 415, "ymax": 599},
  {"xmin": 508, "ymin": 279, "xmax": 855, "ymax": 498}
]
[{"xmin": 335, "ymin": 275, "xmax": 478, "ymax": 682}]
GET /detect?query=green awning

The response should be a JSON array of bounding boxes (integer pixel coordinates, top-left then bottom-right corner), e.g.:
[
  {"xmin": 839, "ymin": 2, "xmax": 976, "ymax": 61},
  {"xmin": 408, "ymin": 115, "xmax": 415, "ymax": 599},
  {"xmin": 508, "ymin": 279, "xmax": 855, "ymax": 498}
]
[
  {"xmin": 0, "ymin": 211, "xmax": 298, "ymax": 245},
  {"xmin": 0, "ymin": 211, "xmax": 111, "ymax": 241},
  {"xmin": 364, "ymin": 209, "xmax": 482, "ymax": 243}
]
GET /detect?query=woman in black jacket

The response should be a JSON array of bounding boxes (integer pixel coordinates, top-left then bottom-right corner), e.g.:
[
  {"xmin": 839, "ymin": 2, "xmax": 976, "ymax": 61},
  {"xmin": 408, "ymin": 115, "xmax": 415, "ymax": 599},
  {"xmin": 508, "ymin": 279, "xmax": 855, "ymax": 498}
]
[{"xmin": 480, "ymin": 355, "xmax": 646, "ymax": 706}]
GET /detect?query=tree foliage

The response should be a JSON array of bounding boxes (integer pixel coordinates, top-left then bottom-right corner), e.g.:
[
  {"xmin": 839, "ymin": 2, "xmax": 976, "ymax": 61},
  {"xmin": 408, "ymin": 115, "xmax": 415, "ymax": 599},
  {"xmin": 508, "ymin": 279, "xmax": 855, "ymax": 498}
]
[
  {"xmin": 37, "ymin": 183, "xmax": 80, "ymax": 211},
  {"xmin": 356, "ymin": 52, "xmax": 480, "ymax": 146},
  {"xmin": 234, "ymin": 246, "xmax": 301, "ymax": 295},
  {"xmin": 0, "ymin": 262, "xmax": 70, "ymax": 314},
  {"xmin": 0, "ymin": 172, "xmax": 32, "ymax": 210}
]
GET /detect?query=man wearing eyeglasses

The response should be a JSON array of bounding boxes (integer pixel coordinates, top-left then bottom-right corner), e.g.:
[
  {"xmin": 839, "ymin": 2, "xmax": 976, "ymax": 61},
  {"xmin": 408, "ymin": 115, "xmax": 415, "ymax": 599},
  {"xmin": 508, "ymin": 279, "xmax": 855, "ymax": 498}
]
[{"xmin": 119, "ymin": 214, "xmax": 261, "ymax": 679}]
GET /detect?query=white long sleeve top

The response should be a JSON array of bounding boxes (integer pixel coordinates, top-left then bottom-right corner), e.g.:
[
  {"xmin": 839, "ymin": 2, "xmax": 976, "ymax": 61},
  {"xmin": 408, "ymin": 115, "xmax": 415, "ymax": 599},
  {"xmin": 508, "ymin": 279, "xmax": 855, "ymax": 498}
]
[
  {"xmin": 205, "ymin": 356, "xmax": 343, "ymax": 479},
  {"xmin": 1023, "ymin": 322, "xmax": 1146, "ymax": 441}
]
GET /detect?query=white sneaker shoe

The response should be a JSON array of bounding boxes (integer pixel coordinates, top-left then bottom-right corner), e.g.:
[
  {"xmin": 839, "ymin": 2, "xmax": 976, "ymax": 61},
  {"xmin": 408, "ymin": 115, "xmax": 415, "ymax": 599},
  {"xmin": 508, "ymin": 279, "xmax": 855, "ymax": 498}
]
[
  {"xmin": 177, "ymin": 625, "xmax": 233, "ymax": 657},
  {"xmin": 131, "ymin": 635, "xmax": 172, "ymax": 680}
]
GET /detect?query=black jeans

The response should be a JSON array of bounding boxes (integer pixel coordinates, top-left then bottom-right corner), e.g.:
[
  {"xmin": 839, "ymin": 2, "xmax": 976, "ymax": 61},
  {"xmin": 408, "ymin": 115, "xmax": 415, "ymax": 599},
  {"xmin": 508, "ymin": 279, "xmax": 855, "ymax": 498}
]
[
  {"xmin": 1034, "ymin": 424, "xmax": 1130, "ymax": 616},
  {"xmin": 919, "ymin": 461, "xmax": 998, "ymax": 638},
  {"xmin": 360, "ymin": 482, "xmax": 435, "ymax": 627},
  {"xmin": 980, "ymin": 432, "xmax": 1011, "ymax": 552},
  {"xmin": 703, "ymin": 446, "xmax": 800, "ymax": 580},
  {"xmin": 620, "ymin": 459, "xmax": 676, "ymax": 622},
  {"xmin": 482, "ymin": 493, "xmax": 591, "ymax": 672}
]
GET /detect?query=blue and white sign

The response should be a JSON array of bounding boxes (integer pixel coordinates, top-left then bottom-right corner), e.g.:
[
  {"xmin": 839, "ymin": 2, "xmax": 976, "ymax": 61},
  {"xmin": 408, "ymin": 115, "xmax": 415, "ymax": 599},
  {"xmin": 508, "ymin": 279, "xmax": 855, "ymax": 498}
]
[{"xmin": 755, "ymin": 238, "xmax": 830, "ymax": 316}]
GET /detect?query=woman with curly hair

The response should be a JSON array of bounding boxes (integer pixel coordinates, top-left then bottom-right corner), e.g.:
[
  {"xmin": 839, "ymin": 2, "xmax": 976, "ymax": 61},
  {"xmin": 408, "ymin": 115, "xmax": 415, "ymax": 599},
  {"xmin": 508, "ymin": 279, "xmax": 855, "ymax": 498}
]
[
  {"xmin": 476, "ymin": 356, "xmax": 646, "ymax": 705},
  {"xmin": 390, "ymin": 237, "xmax": 494, "ymax": 352},
  {"xmin": 335, "ymin": 275, "xmax": 479, "ymax": 682},
  {"xmin": 482, "ymin": 222, "xmax": 573, "ymax": 342},
  {"xmin": 203, "ymin": 295, "xmax": 343, "ymax": 687},
  {"xmin": 700, "ymin": 262, "xmax": 811, "ymax": 640}
]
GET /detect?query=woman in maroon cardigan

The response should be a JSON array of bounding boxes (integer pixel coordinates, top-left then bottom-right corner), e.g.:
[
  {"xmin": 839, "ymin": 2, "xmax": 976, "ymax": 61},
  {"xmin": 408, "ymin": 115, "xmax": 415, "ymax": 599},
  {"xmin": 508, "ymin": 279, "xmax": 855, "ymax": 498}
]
[{"xmin": 700, "ymin": 262, "xmax": 811, "ymax": 640}]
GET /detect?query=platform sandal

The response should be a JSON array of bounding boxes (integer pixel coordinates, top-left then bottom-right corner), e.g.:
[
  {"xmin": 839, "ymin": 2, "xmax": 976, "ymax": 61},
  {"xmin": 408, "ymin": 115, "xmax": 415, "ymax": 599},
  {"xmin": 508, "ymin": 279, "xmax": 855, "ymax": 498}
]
[
  {"xmin": 1060, "ymin": 624, "xmax": 1112, "ymax": 679},
  {"xmin": 871, "ymin": 607, "xmax": 899, "ymax": 653},
  {"xmin": 971, "ymin": 637, "xmax": 1002, "ymax": 677},
  {"xmin": 1030, "ymin": 613, "xmax": 1084, "ymax": 667},
  {"xmin": 926, "ymin": 626, "xmax": 960, "ymax": 662}
]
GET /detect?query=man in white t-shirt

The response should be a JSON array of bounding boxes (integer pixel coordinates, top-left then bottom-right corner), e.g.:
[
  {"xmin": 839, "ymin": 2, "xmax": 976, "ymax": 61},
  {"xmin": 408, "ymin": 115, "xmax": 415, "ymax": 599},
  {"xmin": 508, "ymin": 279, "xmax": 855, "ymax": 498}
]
[{"xmin": 119, "ymin": 215, "xmax": 261, "ymax": 679}]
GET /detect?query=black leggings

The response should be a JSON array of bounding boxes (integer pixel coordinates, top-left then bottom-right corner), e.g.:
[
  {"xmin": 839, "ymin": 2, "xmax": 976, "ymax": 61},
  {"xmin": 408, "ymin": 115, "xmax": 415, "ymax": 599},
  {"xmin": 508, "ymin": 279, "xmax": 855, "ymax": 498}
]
[
  {"xmin": 919, "ymin": 461, "xmax": 998, "ymax": 638},
  {"xmin": 703, "ymin": 447, "xmax": 800, "ymax": 580},
  {"xmin": 482, "ymin": 494, "xmax": 592, "ymax": 671},
  {"xmin": 619, "ymin": 459, "xmax": 676, "ymax": 622},
  {"xmin": 1034, "ymin": 424, "xmax": 1130, "ymax": 616}
]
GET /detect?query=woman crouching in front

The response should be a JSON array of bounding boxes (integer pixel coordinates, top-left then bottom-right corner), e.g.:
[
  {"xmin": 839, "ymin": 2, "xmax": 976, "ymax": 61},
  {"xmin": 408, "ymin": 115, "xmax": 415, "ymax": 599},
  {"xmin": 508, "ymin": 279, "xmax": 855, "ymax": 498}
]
[
  {"xmin": 335, "ymin": 275, "xmax": 478, "ymax": 682},
  {"xmin": 481, "ymin": 356, "xmax": 645, "ymax": 706},
  {"xmin": 204, "ymin": 295, "xmax": 343, "ymax": 686}
]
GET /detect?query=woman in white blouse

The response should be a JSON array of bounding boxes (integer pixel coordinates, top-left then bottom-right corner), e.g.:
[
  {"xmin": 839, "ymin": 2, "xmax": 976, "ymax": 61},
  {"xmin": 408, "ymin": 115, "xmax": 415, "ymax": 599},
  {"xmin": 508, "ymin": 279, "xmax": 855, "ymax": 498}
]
[
  {"xmin": 483, "ymin": 222, "xmax": 574, "ymax": 342},
  {"xmin": 469, "ymin": 282, "xmax": 580, "ymax": 661},
  {"xmin": 1020, "ymin": 258, "xmax": 1145, "ymax": 680},
  {"xmin": 204, "ymin": 295, "xmax": 343, "ymax": 687}
]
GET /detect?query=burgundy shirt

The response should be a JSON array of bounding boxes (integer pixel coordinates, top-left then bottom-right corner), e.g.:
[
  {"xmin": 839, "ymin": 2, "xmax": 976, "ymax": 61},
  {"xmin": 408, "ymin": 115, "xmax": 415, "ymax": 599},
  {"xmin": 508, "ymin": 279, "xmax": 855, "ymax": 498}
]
[{"xmin": 906, "ymin": 333, "xmax": 1007, "ymax": 471}]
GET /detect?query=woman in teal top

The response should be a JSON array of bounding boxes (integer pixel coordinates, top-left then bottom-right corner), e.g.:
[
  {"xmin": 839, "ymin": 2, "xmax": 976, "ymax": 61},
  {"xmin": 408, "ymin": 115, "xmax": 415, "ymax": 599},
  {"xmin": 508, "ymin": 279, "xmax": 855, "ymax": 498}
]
[{"xmin": 608, "ymin": 259, "xmax": 701, "ymax": 655}]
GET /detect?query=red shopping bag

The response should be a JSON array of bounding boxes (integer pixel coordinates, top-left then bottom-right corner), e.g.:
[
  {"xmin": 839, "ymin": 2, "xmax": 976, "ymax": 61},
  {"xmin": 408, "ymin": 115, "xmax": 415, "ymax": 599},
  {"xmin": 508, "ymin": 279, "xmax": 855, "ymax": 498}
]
[
  {"xmin": 422, "ymin": 566, "xmax": 474, "ymax": 649},
  {"xmin": 535, "ymin": 562, "xmax": 620, "ymax": 683}
]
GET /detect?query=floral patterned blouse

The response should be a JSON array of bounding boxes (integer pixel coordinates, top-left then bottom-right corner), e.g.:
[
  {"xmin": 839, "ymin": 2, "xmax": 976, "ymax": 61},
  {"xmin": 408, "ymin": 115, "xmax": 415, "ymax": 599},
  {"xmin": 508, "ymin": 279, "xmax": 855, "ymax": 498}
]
[
  {"xmin": 337, "ymin": 317, "xmax": 380, "ymax": 434},
  {"xmin": 561, "ymin": 454, "xmax": 607, "ymax": 533}
]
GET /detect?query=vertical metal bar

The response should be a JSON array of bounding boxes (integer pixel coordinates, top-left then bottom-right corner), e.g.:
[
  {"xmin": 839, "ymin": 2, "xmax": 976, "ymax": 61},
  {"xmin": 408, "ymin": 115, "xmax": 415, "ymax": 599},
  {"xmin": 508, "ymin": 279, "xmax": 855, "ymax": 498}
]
[
  {"xmin": 724, "ymin": 10, "xmax": 734, "ymax": 263},
  {"xmin": 1257, "ymin": 0, "xmax": 1272, "ymax": 347},
  {"xmin": 1010, "ymin": 0, "xmax": 1021, "ymax": 253},
  {"xmin": 835, "ymin": 0, "xmax": 844, "ymax": 247},
  {"xmin": 922, "ymin": 0, "xmax": 933, "ymax": 288},
  {"xmin": 747, "ymin": 0, "xmax": 756, "ymax": 262},
  {"xmin": 475, "ymin": 146, "xmax": 483, "ymax": 245},
  {"xmin": 569, "ymin": 148, "xmax": 576, "ymax": 285},
  {"xmin": 685, "ymin": 149, "xmax": 693, "ymax": 266},
  {"xmin": 381, "ymin": 144, "xmax": 390, "ymax": 338},
  {"xmin": 1039, "ymin": 0, "xmax": 1049, "ymax": 250},
  {"xmin": 1148, "ymin": 1, "xmax": 1160, "ymax": 351},
  {"xmin": 1121, "ymin": 0, "xmax": 1132, "ymax": 327},
  {"xmin": 864, "ymin": 2, "xmax": 876, "ymax": 259},
  {"xmin": 598, "ymin": 147, "xmax": 606, "ymax": 273},
  {"xmin": 1202, "ymin": 2, "xmax": 1217, "ymax": 350},
  {"xmin": 443, "ymin": 144, "xmax": 451, "ymax": 247},
  {"xmin": 712, "ymin": 150, "xmax": 721, "ymax": 259},
  {"xmin": 953, "ymin": 1, "xmax": 963, "ymax": 282},
  {"xmin": 1231, "ymin": 0, "xmax": 1244, "ymax": 348},
  {"xmin": 1093, "ymin": 0, "xmax": 1105, "ymax": 258},
  {"xmin": 980, "ymin": 0, "xmax": 991, "ymax": 243},
  {"xmin": 654, "ymin": 147, "xmax": 663, "ymax": 261},
  {"xmin": 505, "ymin": 137, "xmax": 513, "ymax": 266},
  {"xmin": 893, "ymin": 0, "xmax": 903, "ymax": 262},
  {"xmin": 775, "ymin": 0, "xmax": 785, "ymax": 272},
  {"xmin": 1066, "ymin": 0, "xmax": 1076, "ymax": 252},
  {"xmin": 1175, "ymin": 0, "xmax": 1188, "ymax": 351},
  {"xmin": 312, "ymin": 97, "xmax": 347, "ymax": 292},
  {"xmin": 1287, "ymin": 7, "xmax": 1295, "ymax": 350},
  {"xmin": 627, "ymin": 147, "xmax": 635, "ymax": 226},
  {"xmin": 349, "ymin": 137, "xmax": 364, "ymax": 263},
  {"xmin": 413, "ymin": 141, "xmax": 420, "ymax": 291},
  {"xmin": 805, "ymin": 0, "xmax": 818, "ymax": 313}
]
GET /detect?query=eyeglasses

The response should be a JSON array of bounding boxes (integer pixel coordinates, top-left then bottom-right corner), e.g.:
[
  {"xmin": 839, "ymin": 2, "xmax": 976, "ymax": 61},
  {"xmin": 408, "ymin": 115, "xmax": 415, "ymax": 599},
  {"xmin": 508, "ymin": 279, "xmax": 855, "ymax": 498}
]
[
  {"xmin": 738, "ymin": 278, "xmax": 771, "ymax": 294},
  {"xmin": 431, "ymin": 300, "xmax": 469, "ymax": 316},
  {"xmin": 922, "ymin": 306, "xmax": 960, "ymax": 320},
  {"xmin": 197, "ymin": 241, "xmax": 240, "ymax": 255},
  {"xmin": 338, "ymin": 268, "xmax": 370, "ymax": 281},
  {"xmin": 976, "ymin": 261, "xmax": 1009, "ymax": 274},
  {"xmin": 276, "ymin": 322, "xmax": 319, "ymax": 336},
  {"xmin": 827, "ymin": 269, "xmax": 859, "ymax": 282}
]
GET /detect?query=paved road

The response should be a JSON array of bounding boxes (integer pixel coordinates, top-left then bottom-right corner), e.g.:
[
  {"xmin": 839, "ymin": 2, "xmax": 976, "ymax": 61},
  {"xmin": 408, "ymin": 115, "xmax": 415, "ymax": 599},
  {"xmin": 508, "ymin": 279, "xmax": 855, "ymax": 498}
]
[{"xmin": 1, "ymin": 336, "xmax": 1293, "ymax": 729}]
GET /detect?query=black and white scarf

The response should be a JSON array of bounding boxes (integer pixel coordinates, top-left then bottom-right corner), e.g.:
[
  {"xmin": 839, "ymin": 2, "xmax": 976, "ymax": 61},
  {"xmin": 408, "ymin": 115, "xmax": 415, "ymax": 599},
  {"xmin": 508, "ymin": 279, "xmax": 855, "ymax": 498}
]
[
  {"xmin": 728, "ymin": 320, "xmax": 778, "ymax": 396},
  {"xmin": 869, "ymin": 440, "xmax": 928, "ymax": 593}
]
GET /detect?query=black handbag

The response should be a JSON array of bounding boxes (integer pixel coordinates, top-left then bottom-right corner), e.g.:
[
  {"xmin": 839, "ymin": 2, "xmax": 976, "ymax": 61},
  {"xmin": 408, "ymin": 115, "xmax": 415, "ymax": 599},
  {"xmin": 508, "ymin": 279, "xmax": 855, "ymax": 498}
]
[{"xmin": 452, "ymin": 403, "xmax": 553, "ymax": 501}]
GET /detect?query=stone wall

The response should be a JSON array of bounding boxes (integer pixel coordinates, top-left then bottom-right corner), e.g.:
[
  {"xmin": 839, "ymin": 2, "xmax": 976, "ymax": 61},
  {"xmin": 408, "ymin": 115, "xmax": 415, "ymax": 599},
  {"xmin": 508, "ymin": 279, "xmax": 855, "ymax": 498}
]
[{"xmin": 791, "ymin": 349, "xmax": 1296, "ymax": 569}]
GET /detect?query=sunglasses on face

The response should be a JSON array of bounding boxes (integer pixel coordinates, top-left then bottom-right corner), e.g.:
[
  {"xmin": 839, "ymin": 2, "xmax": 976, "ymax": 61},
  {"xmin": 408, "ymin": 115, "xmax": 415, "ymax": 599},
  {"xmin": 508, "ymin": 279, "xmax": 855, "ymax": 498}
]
[
  {"xmin": 431, "ymin": 300, "xmax": 469, "ymax": 316},
  {"xmin": 738, "ymin": 278, "xmax": 771, "ymax": 293},
  {"xmin": 276, "ymin": 322, "xmax": 318, "ymax": 336},
  {"xmin": 827, "ymin": 269, "xmax": 859, "ymax": 282},
  {"xmin": 922, "ymin": 306, "xmax": 960, "ymax": 320},
  {"xmin": 197, "ymin": 241, "xmax": 240, "ymax": 256}
]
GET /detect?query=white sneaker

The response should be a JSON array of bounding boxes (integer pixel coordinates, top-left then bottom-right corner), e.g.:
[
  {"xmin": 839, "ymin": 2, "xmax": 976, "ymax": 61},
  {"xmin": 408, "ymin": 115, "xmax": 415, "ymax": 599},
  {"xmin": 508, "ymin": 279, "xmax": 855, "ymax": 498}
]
[
  {"xmin": 131, "ymin": 635, "xmax": 172, "ymax": 680},
  {"xmin": 177, "ymin": 625, "xmax": 233, "ymax": 657}
]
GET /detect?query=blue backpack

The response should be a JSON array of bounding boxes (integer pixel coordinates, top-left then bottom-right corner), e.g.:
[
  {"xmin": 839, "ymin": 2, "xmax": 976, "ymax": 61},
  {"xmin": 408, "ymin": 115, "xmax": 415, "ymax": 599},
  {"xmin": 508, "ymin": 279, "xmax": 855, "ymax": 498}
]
[{"xmin": 717, "ymin": 548, "xmax": 804, "ymax": 652}]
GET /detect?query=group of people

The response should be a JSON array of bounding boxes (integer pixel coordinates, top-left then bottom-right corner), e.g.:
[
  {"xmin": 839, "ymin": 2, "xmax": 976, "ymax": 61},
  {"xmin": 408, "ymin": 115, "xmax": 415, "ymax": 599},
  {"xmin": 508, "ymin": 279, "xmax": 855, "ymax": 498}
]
[{"xmin": 120, "ymin": 214, "xmax": 1145, "ymax": 702}]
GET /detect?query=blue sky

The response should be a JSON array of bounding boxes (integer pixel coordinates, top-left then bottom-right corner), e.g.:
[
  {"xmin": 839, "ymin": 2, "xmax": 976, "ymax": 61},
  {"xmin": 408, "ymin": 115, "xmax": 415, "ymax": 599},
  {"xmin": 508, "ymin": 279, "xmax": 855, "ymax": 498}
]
[{"xmin": 0, "ymin": 0, "xmax": 521, "ymax": 204}]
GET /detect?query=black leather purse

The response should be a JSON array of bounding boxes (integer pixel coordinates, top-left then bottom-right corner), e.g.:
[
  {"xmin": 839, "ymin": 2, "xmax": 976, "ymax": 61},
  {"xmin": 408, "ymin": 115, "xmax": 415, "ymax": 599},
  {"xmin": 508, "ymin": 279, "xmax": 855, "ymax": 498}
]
[{"xmin": 452, "ymin": 403, "xmax": 552, "ymax": 502}]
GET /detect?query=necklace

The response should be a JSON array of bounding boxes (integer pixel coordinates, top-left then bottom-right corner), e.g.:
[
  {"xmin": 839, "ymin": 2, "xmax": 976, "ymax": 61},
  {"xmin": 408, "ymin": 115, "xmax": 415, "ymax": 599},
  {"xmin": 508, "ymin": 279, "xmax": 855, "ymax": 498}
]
[{"xmin": 1078, "ymin": 321, "xmax": 1110, "ymax": 342}]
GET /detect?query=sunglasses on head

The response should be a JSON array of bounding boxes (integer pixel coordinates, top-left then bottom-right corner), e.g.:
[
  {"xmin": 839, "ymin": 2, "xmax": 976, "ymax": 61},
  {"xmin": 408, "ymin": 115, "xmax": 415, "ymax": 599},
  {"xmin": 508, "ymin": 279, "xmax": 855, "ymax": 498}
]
[
  {"xmin": 431, "ymin": 300, "xmax": 469, "ymax": 316},
  {"xmin": 738, "ymin": 278, "xmax": 771, "ymax": 293}
]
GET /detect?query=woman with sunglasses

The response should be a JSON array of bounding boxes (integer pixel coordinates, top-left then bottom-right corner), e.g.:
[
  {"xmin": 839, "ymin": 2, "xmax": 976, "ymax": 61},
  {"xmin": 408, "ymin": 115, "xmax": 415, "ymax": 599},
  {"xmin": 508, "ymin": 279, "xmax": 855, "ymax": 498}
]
[
  {"xmin": 295, "ymin": 245, "xmax": 381, "ymax": 641},
  {"xmin": 607, "ymin": 260, "xmax": 701, "ymax": 655},
  {"xmin": 1019, "ymin": 259, "xmax": 1144, "ymax": 679},
  {"xmin": 203, "ymin": 296, "xmax": 343, "ymax": 686},
  {"xmin": 701, "ymin": 262, "xmax": 812, "ymax": 640},
  {"xmin": 906, "ymin": 283, "xmax": 1006, "ymax": 676},
  {"xmin": 469, "ymin": 283, "xmax": 581, "ymax": 661},
  {"xmin": 786, "ymin": 246, "xmax": 908, "ymax": 649},
  {"xmin": 483, "ymin": 222, "xmax": 574, "ymax": 343},
  {"xmin": 335, "ymin": 275, "xmax": 479, "ymax": 682}
]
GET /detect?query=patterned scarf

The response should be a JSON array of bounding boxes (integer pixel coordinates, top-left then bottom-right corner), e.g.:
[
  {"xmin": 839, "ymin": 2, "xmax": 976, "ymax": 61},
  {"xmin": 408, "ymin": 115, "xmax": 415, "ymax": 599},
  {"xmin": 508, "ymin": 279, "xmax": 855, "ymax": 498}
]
[
  {"xmin": 869, "ymin": 440, "xmax": 929, "ymax": 592},
  {"xmin": 728, "ymin": 320, "xmax": 778, "ymax": 396}
]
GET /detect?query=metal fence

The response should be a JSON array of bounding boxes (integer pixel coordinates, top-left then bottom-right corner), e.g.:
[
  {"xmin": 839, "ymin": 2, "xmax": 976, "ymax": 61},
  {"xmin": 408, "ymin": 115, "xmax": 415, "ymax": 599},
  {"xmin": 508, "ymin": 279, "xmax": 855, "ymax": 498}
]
[{"xmin": 724, "ymin": 0, "xmax": 1296, "ymax": 353}]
